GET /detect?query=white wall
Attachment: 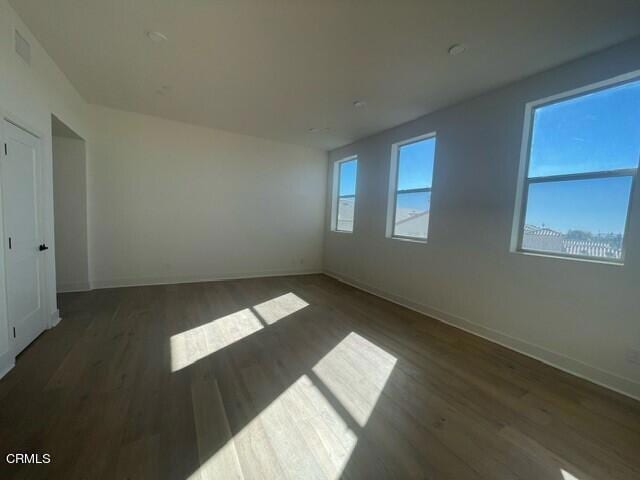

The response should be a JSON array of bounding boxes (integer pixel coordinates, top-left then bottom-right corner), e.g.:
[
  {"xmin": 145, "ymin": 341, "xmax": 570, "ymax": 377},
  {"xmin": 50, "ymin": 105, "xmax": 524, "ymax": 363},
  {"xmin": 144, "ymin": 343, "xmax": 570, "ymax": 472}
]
[
  {"xmin": 87, "ymin": 105, "xmax": 326, "ymax": 288},
  {"xmin": 53, "ymin": 136, "xmax": 89, "ymax": 292},
  {"xmin": 324, "ymin": 37, "xmax": 640, "ymax": 399},
  {"xmin": 0, "ymin": 0, "xmax": 92, "ymax": 376}
]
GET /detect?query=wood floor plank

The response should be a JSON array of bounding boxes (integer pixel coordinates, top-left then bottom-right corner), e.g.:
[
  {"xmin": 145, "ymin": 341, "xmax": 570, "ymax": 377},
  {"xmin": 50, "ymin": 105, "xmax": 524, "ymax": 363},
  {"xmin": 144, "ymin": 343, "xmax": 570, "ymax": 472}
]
[{"xmin": 191, "ymin": 375, "xmax": 244, "ymax": 480}]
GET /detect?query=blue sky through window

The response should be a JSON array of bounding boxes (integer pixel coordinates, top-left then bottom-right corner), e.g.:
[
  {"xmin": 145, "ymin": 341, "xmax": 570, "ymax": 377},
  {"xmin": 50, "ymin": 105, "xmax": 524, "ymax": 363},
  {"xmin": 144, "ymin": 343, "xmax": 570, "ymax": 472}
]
[
  {"xmin": 396, "ymin": 191, "xmax": 431, "ymax": 214},
  {"xmin": 339, "ymin": 159, "xmax": 357, "ymax": 196},
  {"xmin": 525, "ymin": 78, "xmax": 640, "ymax": 236},
  {"xmin": 398, "ymin": 137, "xmax": 435, "ymax": 190},
  {"xmin": 530, "ymin": 80, "xmax": 640, "ymax": 178},
  {"xmin": 391, "ymin": 136, "xmax": 435, "ymax": 239},
  {"xmin": 525, "ymin": 176, "xmax": 632, "ymax": 234},
  {"xmin": 396, "ymin": 137, "xmax": 435, "ymax": 209}
]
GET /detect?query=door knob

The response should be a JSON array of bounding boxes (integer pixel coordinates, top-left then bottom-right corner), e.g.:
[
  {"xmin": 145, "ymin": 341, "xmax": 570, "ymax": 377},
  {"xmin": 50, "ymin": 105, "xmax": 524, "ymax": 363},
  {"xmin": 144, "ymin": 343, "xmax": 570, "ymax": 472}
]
[{"xmin": 39, "ymin": 244, "xmax": 49, "ymax": 251}]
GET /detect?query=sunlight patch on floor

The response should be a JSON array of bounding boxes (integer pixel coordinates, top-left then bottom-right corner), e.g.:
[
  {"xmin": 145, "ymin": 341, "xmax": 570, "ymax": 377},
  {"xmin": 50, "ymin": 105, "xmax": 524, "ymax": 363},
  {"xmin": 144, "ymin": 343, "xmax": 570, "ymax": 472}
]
[
  {"xmin": 561, "ymin": 470, "xmax": 581, "ymax": 480},
  {"xmin": 253, "ymin": 292, "xmax": 309, "ymax": 325},
  {"xmin": 171, "ymin": 292, "xmax": 309, "ymax": 372},
  {"xmin": 188, "ymin": 440, "xmax": 244, "ymax": 480},
  {"xmin": 236, "ymin": 374, "xmax": 358, "ymax": 480},
  {"xmin": 170, "ymin": 308, "xmax": 263, "ymax": 371},
  {"xmin": 186, "ymin": 332, "xmax": 396, "ymax": 479},
  {"xmin": 312, "ymin": 332, "xmax": 397, "ymax": 427}
]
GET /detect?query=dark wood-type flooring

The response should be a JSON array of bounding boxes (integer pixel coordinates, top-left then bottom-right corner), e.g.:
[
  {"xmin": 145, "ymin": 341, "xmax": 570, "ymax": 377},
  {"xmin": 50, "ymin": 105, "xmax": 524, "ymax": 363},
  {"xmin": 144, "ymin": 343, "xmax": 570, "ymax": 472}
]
[{"xmin": 1, "ymin": 274, "xmax": 640, "ymax": 479}]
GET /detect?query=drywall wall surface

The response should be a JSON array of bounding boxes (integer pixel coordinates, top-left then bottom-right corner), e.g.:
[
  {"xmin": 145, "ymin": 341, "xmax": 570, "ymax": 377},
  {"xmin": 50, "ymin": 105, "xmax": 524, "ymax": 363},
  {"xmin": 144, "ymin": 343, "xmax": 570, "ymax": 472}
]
[
  {"xmin": 324, "ymin": 37, "xmax": 640, "ymax": 398},
  {"xmin": 53, "ymin": 136, "xmax": 89, "ymax": 292},
  {"xmin": 88, "ymin": 105, "xmax": 327, "ymax": 288},
  {"xmin": 0, "ymin": 0, "xmax": 91, "ymax": 373}
]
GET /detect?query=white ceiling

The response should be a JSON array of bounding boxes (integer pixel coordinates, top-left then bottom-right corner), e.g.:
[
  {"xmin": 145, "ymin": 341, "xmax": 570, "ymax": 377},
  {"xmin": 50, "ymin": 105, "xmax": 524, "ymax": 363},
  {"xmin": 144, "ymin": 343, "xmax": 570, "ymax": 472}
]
[{"xmin": 11, "ymin": 0, "xmax": 640, "ymax": 150}]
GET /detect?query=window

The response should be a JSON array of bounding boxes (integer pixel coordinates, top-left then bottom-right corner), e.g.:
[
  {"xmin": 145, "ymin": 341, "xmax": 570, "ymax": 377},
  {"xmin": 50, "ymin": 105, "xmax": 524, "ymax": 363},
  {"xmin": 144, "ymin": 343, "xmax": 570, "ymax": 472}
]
[
  {"xmin": 388, "ymin": 133, "xmax": 436, "ymax": 241},
  {"xmin": 515, "ymin": 75, "xmax": 640, "ymax": 262},
  {"xmin": 333, "ymin": 156, "xmax": 358, "ymax": 232}
]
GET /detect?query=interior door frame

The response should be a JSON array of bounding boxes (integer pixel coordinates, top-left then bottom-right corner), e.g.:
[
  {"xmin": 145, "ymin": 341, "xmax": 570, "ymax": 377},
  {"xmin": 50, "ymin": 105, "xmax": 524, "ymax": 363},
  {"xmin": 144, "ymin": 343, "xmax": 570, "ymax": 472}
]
[{"xmin": 0, "ymin": 108, "xmax": 51, "ymax": 358}]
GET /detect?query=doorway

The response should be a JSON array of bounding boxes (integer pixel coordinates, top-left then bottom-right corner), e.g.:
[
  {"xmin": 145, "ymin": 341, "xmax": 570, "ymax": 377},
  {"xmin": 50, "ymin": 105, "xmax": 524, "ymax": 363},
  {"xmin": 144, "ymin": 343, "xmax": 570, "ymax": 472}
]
[{"xmin": 51, "ymin": 115, "xmax": 89, "ymax": 293}]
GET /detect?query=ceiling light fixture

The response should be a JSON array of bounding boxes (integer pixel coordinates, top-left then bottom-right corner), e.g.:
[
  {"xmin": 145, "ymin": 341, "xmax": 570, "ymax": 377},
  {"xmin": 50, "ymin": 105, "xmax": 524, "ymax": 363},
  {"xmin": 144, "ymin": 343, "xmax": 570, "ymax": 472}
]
[
  {"xmin": 448, "ymin": 43, "xmax": 467, "ymax": 56},
  {"xmin": 353, "ymin": 100, "xmax": 366, "ymax": 108},
  {"xmin": 146, "ymin": 31, "xmax": 168, "ymax": 43}
]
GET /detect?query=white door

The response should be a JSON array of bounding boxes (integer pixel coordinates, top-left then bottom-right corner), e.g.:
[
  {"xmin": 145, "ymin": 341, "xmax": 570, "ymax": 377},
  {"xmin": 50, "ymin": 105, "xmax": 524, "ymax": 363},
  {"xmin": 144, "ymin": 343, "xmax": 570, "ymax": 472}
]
[{"xmin": 1, "ymin": 120, "xmax": 47, "ymax": 354}]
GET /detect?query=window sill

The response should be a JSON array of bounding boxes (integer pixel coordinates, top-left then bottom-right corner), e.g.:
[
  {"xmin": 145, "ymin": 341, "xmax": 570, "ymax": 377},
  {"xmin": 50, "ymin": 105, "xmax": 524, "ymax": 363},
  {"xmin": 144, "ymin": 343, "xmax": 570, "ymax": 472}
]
[
  {"xmin": 331, "ymin": 229, "xmax": 353, "ymax": 235},
  {"xmin": 513, "ymin": 249, "xmax": 624, "ymax": 266},
  {"xmin": 389, "ymin": 236, "xmax": 427, "ymax": 244}
]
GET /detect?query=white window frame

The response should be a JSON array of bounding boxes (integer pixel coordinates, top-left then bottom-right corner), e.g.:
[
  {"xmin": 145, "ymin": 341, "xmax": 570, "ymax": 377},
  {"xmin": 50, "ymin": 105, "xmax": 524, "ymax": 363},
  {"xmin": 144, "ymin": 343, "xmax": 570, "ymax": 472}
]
[
  {"xmin": 386, "ymin": 132, "xmax": 436, "ymax": 242},
  {"xmin": 511, "ymin": 70, "xmax": 640, "ymax": 264},
  {"xmin": 331, "ymin": 155, "xmax": 358, "ymax": 233}
]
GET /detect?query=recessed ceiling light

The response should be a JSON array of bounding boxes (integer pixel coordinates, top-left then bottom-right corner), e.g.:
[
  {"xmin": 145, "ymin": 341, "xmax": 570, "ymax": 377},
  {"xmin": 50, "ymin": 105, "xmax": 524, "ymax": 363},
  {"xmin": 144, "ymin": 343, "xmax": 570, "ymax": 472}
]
[
  {"xmin": 353, "ymin": 100, "xmax": 367, "ymax": 108},
  {"xmin": 448, "ymin": 43, "xmax": 467, "ymax": 56},
  {"xmin": 146, "ymin": 31, "xmax": 168, "ymax": 43}
]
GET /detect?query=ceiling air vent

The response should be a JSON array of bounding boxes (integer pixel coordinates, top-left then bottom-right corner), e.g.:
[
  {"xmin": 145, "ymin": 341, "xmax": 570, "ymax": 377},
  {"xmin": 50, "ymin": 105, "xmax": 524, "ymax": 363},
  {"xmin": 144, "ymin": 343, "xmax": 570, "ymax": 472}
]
[{"xmin": 15, "ymin": 29, "xmax": 31, "ymax": 65}]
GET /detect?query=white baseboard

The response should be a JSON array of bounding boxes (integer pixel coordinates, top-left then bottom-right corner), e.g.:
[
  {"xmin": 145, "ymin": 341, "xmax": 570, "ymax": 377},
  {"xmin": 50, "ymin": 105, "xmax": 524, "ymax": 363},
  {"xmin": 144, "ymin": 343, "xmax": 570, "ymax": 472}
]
[
  {"xmin": 57, "ymin": 282, "xmax": 91, "ymax": 293},
  {"xmin": 49, "ymin": 309, "xmax": 61, "ymax": 328},
  {"xmin": 89, "ymin": 269, "xmax": 322, "ymax": 290},
  {"xmin": 0, "ymin": 349, "xmax": 15, "ymax": 380},
  {"xmin": 324, "ymin": 270, "xmax": 640, "ymax": 402}
]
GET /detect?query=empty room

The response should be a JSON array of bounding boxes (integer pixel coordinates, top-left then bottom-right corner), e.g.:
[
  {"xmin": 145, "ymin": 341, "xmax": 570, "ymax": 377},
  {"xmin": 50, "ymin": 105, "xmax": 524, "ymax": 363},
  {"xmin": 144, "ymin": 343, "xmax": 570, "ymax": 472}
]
[{"xmin": 1, "ymin": 1, "xmax": 640, "ymax": 479}]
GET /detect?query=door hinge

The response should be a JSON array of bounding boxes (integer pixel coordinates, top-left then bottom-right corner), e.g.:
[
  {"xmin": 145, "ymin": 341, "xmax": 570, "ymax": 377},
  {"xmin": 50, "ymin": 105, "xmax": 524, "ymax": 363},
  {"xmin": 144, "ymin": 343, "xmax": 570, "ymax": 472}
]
[
  {"xmin": 3, "ymin": 143, "xmax": 6, "ymax": 155},
  {"xmin": 8, "ymin": 237, "xmax": 11, "ymax": 249},
  {"xmin": 13, "ymin": 327, "xmax": 16, "ymax": 338}
]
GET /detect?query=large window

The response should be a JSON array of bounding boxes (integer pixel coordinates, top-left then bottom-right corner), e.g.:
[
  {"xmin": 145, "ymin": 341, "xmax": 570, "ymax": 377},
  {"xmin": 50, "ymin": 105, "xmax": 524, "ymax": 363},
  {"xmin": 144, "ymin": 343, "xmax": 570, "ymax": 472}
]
[
  {"xmin": 388, "ymin": 133, "xmax": 436, "ymax": 240},
  {"xmin": 515, "ymin": 75, "xmax": 640, "ymax": 262},
  {"xmin": 333, "ymin": 156, "xmax": 358, "ymax": 232}
]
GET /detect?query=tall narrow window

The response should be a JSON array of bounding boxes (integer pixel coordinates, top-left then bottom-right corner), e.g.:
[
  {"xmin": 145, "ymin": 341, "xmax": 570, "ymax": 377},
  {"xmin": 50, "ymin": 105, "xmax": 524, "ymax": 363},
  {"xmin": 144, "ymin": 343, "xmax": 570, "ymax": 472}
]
[
  {"xmin": 333, "ymin": 156, "xmax": 358, "ymax": 232},
  {"xmin": 388, "ymin": 134, "xmax": 436, "ymax": 240},
  {"xmin": 515, "ymin": 75, "xmax": 640, "ymax": 262}
]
